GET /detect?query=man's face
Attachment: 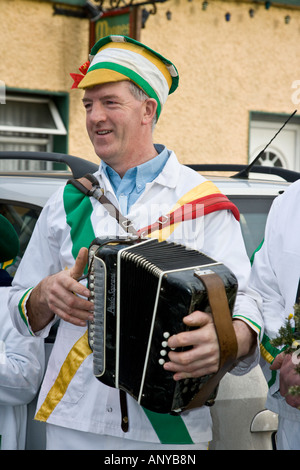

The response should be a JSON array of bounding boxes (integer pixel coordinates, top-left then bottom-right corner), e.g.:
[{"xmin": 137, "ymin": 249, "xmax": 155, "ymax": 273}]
[{"xmin": 83, "ymin": 81, "xmax": 147, "ymax": 171}]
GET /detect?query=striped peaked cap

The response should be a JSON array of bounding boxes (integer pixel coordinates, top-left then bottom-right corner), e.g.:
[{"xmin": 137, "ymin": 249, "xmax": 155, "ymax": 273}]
[{"xmin": 75, "ymin": 35, "xmax": 179, "ymax": 119}]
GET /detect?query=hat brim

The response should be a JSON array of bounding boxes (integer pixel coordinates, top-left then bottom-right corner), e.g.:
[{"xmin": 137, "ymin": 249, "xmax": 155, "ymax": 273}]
[{"xmin": 78, "ymin": 69, "xmax": 131, "ymax": 89}]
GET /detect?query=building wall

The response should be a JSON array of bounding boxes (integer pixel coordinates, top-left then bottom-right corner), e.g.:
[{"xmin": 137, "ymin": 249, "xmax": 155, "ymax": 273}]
[
  {"xmin": 144, "ymin": 0, "xmax": 300, "ymax": 165},
  {"xmin": 1, "ymin": 0, "xmax": 300, "ymax": 165}
]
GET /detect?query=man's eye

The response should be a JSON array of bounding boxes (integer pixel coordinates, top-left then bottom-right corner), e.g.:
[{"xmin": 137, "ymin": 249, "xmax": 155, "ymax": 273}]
[{"xmin": 105, "ymin": 100, "xmax": 118, "ymax": 106}]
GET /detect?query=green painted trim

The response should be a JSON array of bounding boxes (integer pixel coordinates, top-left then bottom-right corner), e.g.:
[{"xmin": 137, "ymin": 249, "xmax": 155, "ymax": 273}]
[
  {"xmin": 46, "ymin": 0, "xmax": 86, "ymax": 5},
  {"xmin": 267, "ymin": 0, "xmax": 300, "ymax": 6}
]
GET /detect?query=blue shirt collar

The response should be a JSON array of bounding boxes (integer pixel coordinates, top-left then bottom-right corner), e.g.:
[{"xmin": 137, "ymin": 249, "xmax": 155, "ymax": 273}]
[{"xmin": 101, "ymin": 144, "xmax": 170, "ymax": 196}]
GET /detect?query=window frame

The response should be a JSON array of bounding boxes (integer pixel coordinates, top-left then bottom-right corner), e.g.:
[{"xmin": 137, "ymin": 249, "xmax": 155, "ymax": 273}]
[{"xmin": 0, "ymin": 95, "xmax": 67, "ymax": 136}]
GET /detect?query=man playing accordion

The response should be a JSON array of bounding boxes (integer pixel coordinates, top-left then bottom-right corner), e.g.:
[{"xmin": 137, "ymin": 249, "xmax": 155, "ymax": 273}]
[{"xmin": 9, "ymin": 35, "xmax": 262, "ymax": 450}]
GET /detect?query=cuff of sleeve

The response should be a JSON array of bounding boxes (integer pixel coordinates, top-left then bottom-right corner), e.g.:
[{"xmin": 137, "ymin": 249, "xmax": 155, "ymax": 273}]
[
  {"xmin": 18, "ymin": 288, "xmax": 57, "ymax": 338},
  {"xmin": 230, "ymin": 344, "xmax": 260, "ymax": 376},
  {"xmin": 18, "ymin": 288, "xmax": 35, "ymax": 336},
  {"xmin": 230, "ymin": 315, "xmax": 262, "ymax": 376},
  {"xmin": 232, "ymin": 314, "xmax": 263, "ymax": 341}
]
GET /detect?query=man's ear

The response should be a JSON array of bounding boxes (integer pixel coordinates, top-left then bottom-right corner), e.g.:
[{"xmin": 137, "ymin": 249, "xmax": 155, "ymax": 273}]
[{"xmin": 142, "ymin": 98, "xmax": 157, "ymax": 125}]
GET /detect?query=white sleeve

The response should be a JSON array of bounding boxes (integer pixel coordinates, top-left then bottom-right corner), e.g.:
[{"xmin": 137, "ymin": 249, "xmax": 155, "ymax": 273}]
[
  {"xmin": 250, "ymin": 196, "xmax": 285, "ymax": 340},
  {"xmin": 0, "ymin": 288, "xmax": 45, "ymax": 406},
  {"xmin": 200, "ymin": 210, "xmax": 263, "ymax": 374},
  {"xmin": 8, "ymin": 189, "xmax": 64, "ymax": 338}
]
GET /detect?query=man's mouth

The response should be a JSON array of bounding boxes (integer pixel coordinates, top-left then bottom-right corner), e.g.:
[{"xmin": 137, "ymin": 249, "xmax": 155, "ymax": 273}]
[{"xmin": 96, "ymin": 130, "xmax": 112, "ymax": 135}]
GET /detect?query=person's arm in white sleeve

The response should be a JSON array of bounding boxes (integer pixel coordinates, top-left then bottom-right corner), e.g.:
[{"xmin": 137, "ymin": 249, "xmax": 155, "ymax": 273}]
[{"xmin": 0, "ymin": 288, "xmax": 45, "ymax": 406}]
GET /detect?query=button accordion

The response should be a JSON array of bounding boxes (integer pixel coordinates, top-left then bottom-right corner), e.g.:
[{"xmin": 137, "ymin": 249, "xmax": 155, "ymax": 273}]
[{"xmin": 87, "ymin": 237, "xmax": 238, "ymax": 414}]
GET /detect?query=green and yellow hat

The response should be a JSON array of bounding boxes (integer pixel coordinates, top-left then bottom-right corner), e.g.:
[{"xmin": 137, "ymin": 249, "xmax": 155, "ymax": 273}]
[{"xmin": 70, "ymin": 35, "xmax": 179, "ymax": 119}]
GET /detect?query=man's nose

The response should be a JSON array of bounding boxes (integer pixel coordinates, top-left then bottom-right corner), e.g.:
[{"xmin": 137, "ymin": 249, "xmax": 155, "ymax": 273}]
[{"xmin": 89, "ymin": 102, "xmax": 106, "ymax": 123}]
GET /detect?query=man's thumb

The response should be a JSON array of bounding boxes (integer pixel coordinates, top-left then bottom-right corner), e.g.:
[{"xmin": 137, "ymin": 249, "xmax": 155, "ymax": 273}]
[
  {"xmin": 70, "ymin": 247, "xmax": 89, "ymax": 280},
  {"xmin": 270, "ymin": 352, "xmax": 285, "ymax": 370}
]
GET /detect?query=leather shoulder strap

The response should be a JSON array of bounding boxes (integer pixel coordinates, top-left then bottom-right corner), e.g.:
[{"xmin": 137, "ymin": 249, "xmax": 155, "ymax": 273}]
[{"xmin": 67, "ymin": 174, "xmax": 139, "ymax": 236}]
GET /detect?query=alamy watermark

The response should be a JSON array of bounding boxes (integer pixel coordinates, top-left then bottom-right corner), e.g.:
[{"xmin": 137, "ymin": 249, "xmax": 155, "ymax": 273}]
[
  {"xmin": 94, "ymin": 202, "xmax": 205, "ymax": 248},
  {"xmin": 0, "ymin": 80, "xmax": 5, "ymax": 104},
  {"xmin": 292, "ymin": 347, "xmax": 300, "ymax": 365},
  {"xmin": 291, "ymin": 80, "xmax": 300, "ymax": 106},
  {"xmin": 0, "ymin": 340, "xmax": 6, "ymax": 365}
]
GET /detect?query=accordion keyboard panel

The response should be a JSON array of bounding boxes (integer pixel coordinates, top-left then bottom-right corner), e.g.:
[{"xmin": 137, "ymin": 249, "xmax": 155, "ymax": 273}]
[{"xmin": 88, "ymin": 256, "xmax": 106, "ymax": 377}]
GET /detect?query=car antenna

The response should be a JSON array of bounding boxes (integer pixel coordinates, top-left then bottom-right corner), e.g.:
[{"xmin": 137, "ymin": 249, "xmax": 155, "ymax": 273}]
[{"xmin": 232, "ymin": 109, "xmax": 298, "ymax": 179}]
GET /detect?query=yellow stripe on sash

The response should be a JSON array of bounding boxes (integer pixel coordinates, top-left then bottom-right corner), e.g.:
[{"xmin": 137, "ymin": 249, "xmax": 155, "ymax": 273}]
[
  {"xmin": 35, "ymin": 331, "xmax": 92, "ymax": 422},
  {"xmin": 260, "ymin": 342, "xmax": 275, "ymax": 364},
  {"xmin": 148, "ymin": 180, "xmax": 221, "ymax": 241},
  {"xmin": 173, "ymin": 181, "xmax": 222, "ymax": 208}
]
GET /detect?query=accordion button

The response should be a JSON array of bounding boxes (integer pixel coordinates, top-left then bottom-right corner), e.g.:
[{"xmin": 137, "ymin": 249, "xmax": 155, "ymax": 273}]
[
  {"xmin": 161, "ymin": 341, "xmax": 168, "ymax": 348},
  {"xmin": 163, "ymin": 332, "xmax": 170, "ymax": 339},
  {"xmin": 158, "ymin": 358, "xmax": 165, "ymax": 365},
  {"xmin": 160, "ymin": 349, "xmax": 167, "ymax": 356}
]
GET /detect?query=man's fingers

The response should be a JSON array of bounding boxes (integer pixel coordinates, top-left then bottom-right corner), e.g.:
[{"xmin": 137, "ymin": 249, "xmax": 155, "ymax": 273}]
[
  {"xmin": 167, "ymin": 310, "xmax": 212, "ymax": 350},
  {"xmin": 163, "ymin": 310, "xmax": 219, "ymax": 381}
]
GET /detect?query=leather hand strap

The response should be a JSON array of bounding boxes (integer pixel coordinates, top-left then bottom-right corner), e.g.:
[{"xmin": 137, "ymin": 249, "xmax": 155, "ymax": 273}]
[{"xmin": 185, "ymin": 271, "xmax": 238, "ymax": 410}]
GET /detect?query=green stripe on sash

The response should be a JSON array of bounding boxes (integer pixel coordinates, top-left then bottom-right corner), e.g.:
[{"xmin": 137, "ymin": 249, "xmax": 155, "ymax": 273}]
[
  {"xmin": 63, "ymin": 183, "xmax": 95, "ymax": 266},
  {"xmin": 143, "ymin": 408, "xmax": 194, "ymax": 444}
]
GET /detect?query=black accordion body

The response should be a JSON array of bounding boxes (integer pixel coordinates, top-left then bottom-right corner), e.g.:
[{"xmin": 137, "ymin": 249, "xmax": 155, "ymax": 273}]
[{"xmin": 87, "ymin": 237, "xmax": 238, "ymax": 414}]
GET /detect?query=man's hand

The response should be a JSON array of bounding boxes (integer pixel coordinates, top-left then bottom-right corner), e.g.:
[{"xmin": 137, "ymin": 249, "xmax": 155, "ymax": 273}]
[
  {"xmin": 27, "ymin": 247, "xmax": 94, "ymax": 332},
  {"xmin": 163, "ymin": 312, "xmax": 256, "ymax": 381},
  {"xmin": 270, "ymin": 352, "xmax": 300, "ymax": 409},
  {"xmin": 163, "ymin": 310, "xmax": 220, "ymax": 381}
]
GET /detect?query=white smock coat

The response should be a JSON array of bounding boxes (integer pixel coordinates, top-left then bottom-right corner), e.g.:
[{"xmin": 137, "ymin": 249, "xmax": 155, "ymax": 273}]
[
  {"xmin": 0, "ymin": 286, "xmax": 44, "ymax": 449},
  {"xmin": 250, "ymin": 179, "xmax": 300, "ymax": 422},
  {"xmin": 9, "ymin": 152, "xmax": 262, "ymax": 446}
]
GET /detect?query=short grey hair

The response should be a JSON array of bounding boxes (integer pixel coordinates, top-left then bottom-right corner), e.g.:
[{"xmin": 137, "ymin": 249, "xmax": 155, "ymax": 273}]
[{"xmin": 128, "ymin": 82, "xmax": 157, "ymax": 130}]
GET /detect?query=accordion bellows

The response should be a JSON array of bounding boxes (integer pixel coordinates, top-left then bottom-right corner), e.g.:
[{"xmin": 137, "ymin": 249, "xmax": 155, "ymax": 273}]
[{"xmin": 88, "ymin": 237, "xmax": 238, "ymax": 414}]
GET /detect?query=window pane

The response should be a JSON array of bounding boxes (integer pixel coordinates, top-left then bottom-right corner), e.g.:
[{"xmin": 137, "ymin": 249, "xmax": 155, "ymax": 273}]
[
  {"xmin": 229, "ymin": 196, "xmax": 274, "ymax": 259},
  {"xmin": 0, "ymin": 100, "xmax": 56, "ymax": 129},
  {"xmin": 0, "ymin": 203, "xmax": 41, "ymax": 273}
]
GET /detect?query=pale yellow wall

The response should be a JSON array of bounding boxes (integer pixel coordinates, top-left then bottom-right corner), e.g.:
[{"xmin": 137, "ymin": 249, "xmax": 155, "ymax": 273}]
[
  {"xmin": 142, "ymin": 0, "xmax": 300, "ymax": 165},
  {"xmin": 1, "ymin": 0, "xmax": 300, "ymax": 166}
]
